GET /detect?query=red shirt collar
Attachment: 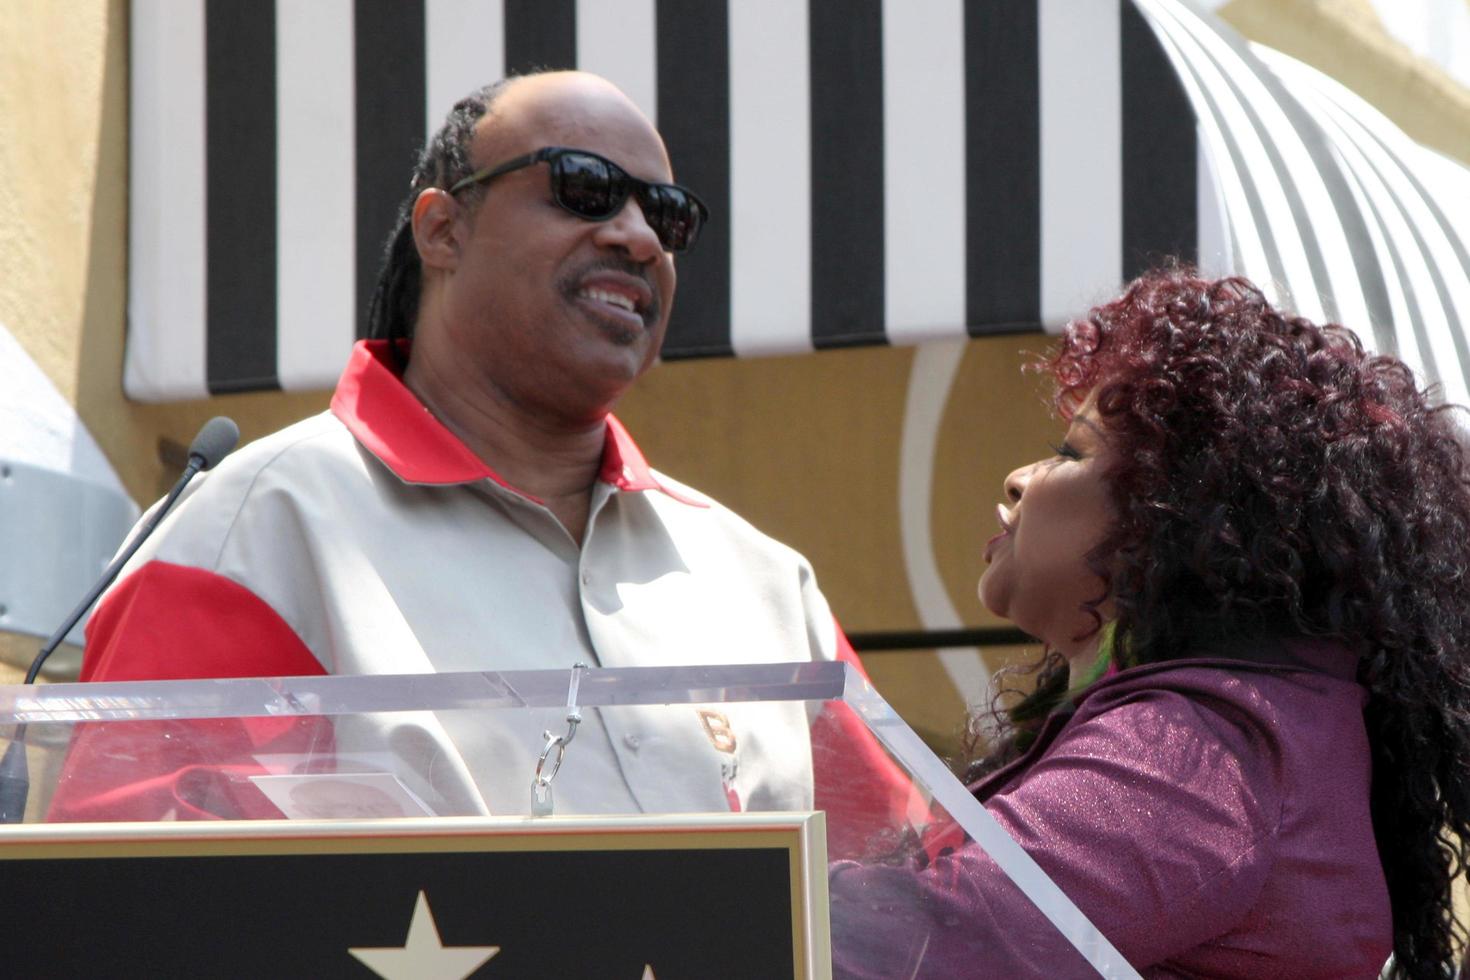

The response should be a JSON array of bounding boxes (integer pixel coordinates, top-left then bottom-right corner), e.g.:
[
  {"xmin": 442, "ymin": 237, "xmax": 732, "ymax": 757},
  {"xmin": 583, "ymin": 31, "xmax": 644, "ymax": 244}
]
[{"xmin": 330, "ymin": 341, "xmax": 704, "ymax": 506}]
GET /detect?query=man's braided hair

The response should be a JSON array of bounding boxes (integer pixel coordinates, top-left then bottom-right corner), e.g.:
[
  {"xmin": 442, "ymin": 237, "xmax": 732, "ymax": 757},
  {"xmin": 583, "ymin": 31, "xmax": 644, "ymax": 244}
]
[{"xmin": 365, "ymin": 78, "xmax": 518, "ymax": 368}]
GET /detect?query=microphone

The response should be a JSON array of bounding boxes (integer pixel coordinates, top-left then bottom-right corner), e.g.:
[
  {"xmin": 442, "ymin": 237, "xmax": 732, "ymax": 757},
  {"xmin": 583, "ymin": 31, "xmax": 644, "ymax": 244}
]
[
  {"xmin": 185, "ymin": 415, "xmax": 240, "ymax": 474},
  {"xmin": 0, "ymin": 416, "xmax": 240, "ymax": 823}
]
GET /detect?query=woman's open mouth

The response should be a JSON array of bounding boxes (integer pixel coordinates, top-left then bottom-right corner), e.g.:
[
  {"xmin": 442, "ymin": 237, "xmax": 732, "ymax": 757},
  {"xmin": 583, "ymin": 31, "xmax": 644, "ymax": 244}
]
[{"xmin": 983, "ymin": 504, "xmax": 1014, "ymax": 563}]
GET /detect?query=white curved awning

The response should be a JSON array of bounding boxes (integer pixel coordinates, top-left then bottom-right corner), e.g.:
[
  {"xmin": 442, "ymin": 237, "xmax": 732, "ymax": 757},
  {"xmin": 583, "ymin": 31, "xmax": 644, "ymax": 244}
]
[
  {"xmin": 1253, "ymin": 45, "xmax": 1470, "ymax": 406},
  {"xmin": 1134, "ymin": 0, "xmax": 1470, "ymax": 406},
  {"xmin": 122, "ymin": 0, "xmax": 1470, "ymax": 402}
]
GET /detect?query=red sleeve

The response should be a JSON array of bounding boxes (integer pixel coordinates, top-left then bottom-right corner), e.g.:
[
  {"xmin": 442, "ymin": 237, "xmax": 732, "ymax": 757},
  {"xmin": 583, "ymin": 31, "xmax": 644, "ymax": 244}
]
[
  {"xmin": 48, "ymin": 561, "xmax": 331, "ymax": 823},
  {"xmin": 81, "ymin": 560, "xmax": 327, "ymax": 681},
  {"xmin": 812, "ymin": 620, "xmax": 934, "ymax": 860}
]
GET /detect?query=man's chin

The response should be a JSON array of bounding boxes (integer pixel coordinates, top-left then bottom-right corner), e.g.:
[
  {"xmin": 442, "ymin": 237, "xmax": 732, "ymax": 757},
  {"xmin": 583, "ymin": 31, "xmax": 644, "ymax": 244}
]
[
  {"xmin": 586, "ymin": 315, "xmax": 668, "ymax": 381},
  {"xmin": 573, "ymin": 340, "xmax": 658, "ymax": 395}
]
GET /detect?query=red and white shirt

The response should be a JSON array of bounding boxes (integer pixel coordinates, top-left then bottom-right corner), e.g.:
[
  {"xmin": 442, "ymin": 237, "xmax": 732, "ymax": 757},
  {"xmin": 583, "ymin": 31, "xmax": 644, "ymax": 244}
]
[{"xmin": 69, "ymin": 342, "xmax": 909, "ymax": 835}]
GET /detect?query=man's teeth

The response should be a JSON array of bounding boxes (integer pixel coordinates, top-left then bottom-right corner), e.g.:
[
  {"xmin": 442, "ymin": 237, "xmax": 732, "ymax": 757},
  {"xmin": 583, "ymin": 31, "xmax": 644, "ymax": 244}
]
[{"xmin": 581, "ymin": 287, "xmax": 637, "ymax": 313}]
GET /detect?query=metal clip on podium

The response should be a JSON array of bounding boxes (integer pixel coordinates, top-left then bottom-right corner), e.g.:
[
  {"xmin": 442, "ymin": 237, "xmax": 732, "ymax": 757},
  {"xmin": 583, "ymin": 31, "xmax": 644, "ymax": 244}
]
[{"xmin": 531, "ymin": 662, "xmax": 586, "ymax": 817}]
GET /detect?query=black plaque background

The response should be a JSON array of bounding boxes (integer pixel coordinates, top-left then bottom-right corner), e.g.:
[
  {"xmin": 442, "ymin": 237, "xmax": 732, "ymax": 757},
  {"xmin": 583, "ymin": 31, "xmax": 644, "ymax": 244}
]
[{"xmin": 1, "ymin": 846, "xmax": 795, "ymax": 978}]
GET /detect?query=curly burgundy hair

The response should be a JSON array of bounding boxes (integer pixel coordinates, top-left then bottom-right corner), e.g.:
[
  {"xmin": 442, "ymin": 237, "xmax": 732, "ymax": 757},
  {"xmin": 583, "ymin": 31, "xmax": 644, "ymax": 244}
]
[{"xmin": 1027, "ymin": 267, "xmax": 1470, "ymax": 976}]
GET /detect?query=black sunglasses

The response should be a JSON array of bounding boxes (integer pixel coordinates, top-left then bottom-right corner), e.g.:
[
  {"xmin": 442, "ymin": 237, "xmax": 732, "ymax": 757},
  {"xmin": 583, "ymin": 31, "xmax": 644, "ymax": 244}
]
[{"xmin": 448, "ymin": 146, "xmax": 709, "ymax": 253}]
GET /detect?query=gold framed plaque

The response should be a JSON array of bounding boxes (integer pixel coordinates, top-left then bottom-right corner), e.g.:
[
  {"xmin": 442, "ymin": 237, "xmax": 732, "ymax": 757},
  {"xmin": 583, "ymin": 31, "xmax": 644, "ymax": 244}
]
[{"xmin": 0, "ymin": 812, "xmax": 830, "ymax": 979}]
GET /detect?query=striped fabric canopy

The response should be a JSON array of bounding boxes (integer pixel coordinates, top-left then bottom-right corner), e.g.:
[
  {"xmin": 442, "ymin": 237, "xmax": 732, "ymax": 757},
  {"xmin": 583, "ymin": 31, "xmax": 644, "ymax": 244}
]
[
  {"xmin": 1138, "ymin": 0, "xmax": 1470, "ymax": 407},
  {"xmin": 1248, "ymin": 45, "xmax": 1470, "ymax": 408},
  {"xmin": 125, "ymin": 0, "xmax": 1470, "ymax": 403}
]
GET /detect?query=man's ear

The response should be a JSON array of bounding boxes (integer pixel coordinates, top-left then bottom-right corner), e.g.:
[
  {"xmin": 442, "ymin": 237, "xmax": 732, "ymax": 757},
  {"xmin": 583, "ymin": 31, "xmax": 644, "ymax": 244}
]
[{"xmin": 412, "ymin": 188, "xmax": 462, "ymax": 272}]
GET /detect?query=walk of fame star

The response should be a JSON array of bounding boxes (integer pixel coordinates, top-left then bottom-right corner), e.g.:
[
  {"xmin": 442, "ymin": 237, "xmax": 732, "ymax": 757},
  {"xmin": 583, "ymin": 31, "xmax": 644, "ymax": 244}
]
[
  {"xmin": 349, "ymin": 891, "xmax": 663, "ymax": 978},
  {"xmin": 349, "ymin": 891, "xmax": 499, "ymax": 980}
]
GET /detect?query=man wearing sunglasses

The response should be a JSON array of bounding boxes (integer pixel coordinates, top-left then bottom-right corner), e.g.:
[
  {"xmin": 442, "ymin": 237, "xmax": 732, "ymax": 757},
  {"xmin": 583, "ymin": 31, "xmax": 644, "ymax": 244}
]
[{"xmin": 56, "ymin": 72, "xmax": 907, "ymax": 844}]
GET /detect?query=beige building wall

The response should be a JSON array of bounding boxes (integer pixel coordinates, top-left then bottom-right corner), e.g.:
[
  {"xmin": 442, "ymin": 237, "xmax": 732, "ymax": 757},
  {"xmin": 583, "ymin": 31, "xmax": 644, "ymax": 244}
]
[
  {"xmin": 1220, "ymin": 0, "xmax": 1470, "ymax": 166},
  {"xmin": 3, "ymin": 0, "xmax": 1470, "ymax": 773}
]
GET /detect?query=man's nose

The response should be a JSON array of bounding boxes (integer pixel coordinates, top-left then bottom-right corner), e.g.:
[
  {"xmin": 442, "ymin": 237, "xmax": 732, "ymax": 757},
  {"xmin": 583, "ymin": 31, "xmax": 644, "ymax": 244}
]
[{"xmin": 595, "ymin": 197, "xmax": 664, "ymax": 264}]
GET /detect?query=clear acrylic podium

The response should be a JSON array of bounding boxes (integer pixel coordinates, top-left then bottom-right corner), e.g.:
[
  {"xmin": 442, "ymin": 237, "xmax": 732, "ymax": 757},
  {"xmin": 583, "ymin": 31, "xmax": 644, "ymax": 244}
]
[{"xmin": 0, "ymin": 662, "xmax": 1134, "ymax": 978}]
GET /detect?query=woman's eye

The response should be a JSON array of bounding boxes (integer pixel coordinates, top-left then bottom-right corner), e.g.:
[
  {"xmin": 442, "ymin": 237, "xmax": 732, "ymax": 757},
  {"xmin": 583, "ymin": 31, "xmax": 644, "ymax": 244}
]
[{"xmin": 1048, "ymin": 441, "xmax": 1082, "ymax": 461}]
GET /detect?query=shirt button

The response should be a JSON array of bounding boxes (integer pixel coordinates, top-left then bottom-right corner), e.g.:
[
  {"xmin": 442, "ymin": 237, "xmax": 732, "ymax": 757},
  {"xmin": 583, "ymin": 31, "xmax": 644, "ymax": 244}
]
[
  {"xmin": 624, "ymin": 733, "xmax": 641, "ymax": 751},
  {"xmin": 581, "ymin": 571, "xmax": 591, "ymax": 586}
]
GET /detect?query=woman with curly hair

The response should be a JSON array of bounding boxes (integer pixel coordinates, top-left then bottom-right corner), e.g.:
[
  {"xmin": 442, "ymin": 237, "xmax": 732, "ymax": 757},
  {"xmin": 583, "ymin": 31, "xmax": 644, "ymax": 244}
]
[{"xmin": 830, "ymin": 267, "xmax": 1470, "ymax": 978}]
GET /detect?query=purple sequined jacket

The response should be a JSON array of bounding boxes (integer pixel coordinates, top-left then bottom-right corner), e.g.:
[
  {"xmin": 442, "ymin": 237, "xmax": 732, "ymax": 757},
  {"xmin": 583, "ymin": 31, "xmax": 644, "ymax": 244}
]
[{"xmin": 831, "ymin": 641, "xmax": 1392, "ymax": 978}]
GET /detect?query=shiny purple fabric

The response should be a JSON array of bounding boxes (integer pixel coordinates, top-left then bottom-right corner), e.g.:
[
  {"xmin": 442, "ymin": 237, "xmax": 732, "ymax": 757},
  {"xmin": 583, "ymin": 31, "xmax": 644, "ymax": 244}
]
[{"xmin": 830, "ymin": 642, "xmax": 1391, "ymax": 977}]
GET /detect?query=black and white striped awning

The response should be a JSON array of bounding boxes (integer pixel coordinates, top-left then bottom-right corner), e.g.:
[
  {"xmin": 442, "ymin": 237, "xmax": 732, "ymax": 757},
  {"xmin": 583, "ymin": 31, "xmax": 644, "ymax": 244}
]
[{"xmin": 126, "ymin": 0, "xmax": 1470, "ymax": 403}]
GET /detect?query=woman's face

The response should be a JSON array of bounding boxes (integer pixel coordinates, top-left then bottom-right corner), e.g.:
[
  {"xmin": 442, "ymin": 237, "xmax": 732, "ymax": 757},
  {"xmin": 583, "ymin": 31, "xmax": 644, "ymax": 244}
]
[{"xmin": 978, "ymin": 404, "xmax": 1115, "ymax": 659}]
